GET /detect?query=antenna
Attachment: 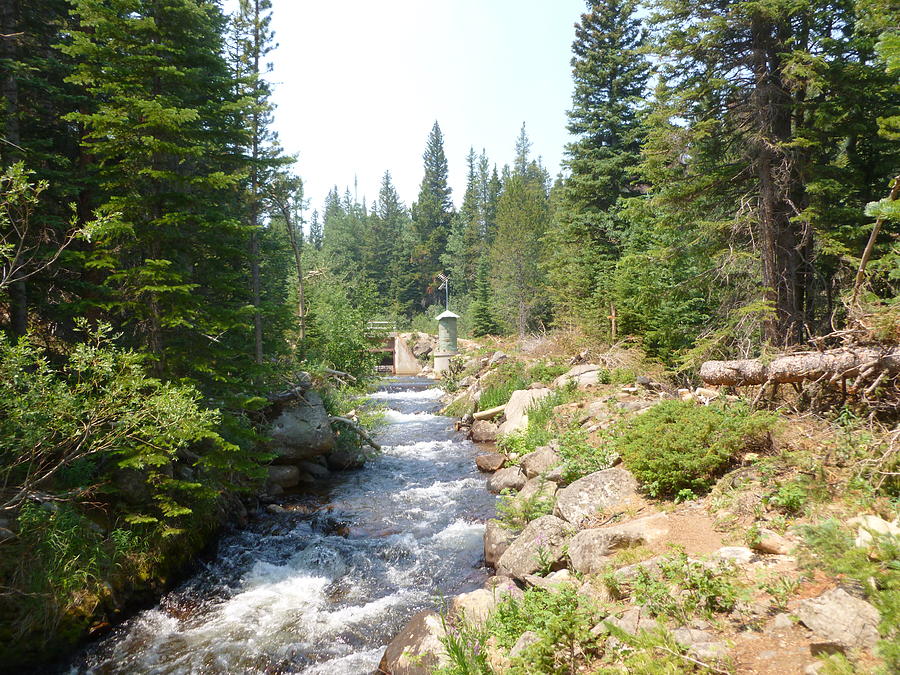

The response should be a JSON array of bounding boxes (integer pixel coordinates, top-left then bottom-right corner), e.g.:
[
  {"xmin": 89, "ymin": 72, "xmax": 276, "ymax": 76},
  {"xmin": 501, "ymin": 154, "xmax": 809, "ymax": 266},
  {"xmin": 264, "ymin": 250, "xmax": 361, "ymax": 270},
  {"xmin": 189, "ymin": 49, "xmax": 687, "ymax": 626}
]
[{"xmin": 437, "ymin": 273, "xmax": 449, "ymax": 310}]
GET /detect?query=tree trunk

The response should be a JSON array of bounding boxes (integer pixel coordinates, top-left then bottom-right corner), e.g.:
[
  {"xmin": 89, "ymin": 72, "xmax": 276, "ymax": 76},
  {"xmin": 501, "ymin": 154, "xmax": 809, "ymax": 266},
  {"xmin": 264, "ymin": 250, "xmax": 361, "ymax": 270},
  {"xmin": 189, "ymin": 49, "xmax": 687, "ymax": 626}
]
[
  {"xmin": 700, "ymin": 346, "xmax": 900, "ymax": 386},
  {"xmin": 750, "ymin": 13, "xmax": 806, "ymax": 346}
]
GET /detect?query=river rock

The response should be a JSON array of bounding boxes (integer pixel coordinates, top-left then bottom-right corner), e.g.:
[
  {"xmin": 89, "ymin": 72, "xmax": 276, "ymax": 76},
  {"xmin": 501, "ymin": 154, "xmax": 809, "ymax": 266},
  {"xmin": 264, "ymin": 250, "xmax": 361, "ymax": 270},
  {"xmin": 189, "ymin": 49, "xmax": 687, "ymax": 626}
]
[
  {"xmin": 498, "ymin": 389, "xmax": 552, "ymax": 436},
  {"xmin": 602, "ymin": 606, "xmax": 657, "ymax": 647},
  {"xmin": 795, "ymin": 588, "xmax": 880, "ymax": 650},
  {"xmin": 523, "ymin": 569, "xmax": 577, "ymax": 592},
  {"xmin": 379, "ymin": 610, "xmax": 448, "ymax": 674},
  {"xmin": 450, "ymin": 583, "xmax": 522, "ymax": 627},
  {"xmin": 516, "ymin": 477, "xmax": 557, "ymax": 503},
  {"xmin": 553, "ymin": 468, "xmax": 638, "ymax": 526},
  {"xmin": 497, "ymin": 515, "xmax": 571, "ymax": 580},
  {"xmin": 296, "ymin": 460, "xmax": 330, "ymax": 480},
  {"xmin": 471, "ymin": 420, "xmax": 500, "ymax": 443},
  {"xmin": 554, "ymin": 364, "xmax": 603, "ymax": 389},
  {"xmin": 484, "ymin": 519, "xmax": 517, "ymax": 567},
  {"xmin": 488, "ymin": 467, "xmax": 526, "ymax": 493},
  {"xmin": 568, "ymin": 527, "xmax": 646, "ymax": 575},
  {"xmin": 270, "ymin": 390, "xmax": 335, "ymax": 461},
  {"xmin": 475, "ymin": 452, "xmax": 506, "ymax": 472},
  {"xmin": 326, "ymin": 448, "xmax": 366, "ymax": 471},
  {"xmin": 521, "ymin": 446, "xmax": 562, "ymax": 479},
  {"xmin": 488, "ymin": 351, "xmax": 508, "ymax": 367},
  {"xmin": 267, "ymin": 465, "xmax": 300, "ymax": 489}
]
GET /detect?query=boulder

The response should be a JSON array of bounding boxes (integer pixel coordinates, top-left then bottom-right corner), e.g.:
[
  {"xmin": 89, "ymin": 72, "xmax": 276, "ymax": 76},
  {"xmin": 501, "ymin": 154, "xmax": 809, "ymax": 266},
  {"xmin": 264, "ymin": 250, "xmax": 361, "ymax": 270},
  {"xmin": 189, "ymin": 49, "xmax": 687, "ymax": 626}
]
[
  {"xmin": 577, "ymin": 579, "xmax": 613, "ymax": 607},
  {"xmin": 751, "ymin": 528, "xmax": 794, "ymax": 555},
  {"xmin": 516, "ymin": 477, "xmax": 557, "ymax": 503},
  {"xmin": 795, "ymin": 588, "xmax": 880, "ymax": 650},
  {"xmin": 379, "ymin": 610, "xmax": 447, "ymax": 675},
  {"xmin": 450, "ymin": 584, "xmax": 522, "ymax": 627},
  {"xmin": 326, "ymin": 448, "xmax": 366, "ymax": 471},
  {"xmin": 714, "ymin": 546, "xmax": 755, "ymax": 564},
  {"xmin": 497, "ymin": 515, "xmax": 571, "ymax": 580},
  {"xmin": 521, "ymin": 446, "xmax": 562, "ymax": 479},
  {"xmin": 554, "ymin": 364, "xmax": 603, "ymax": 389},
  {"xmin": 509, "ymin": 631, "xmax": 540, "ymax": 660},
  {"xmin": 269, "ymin": 390, "xmax": 335, "ymax": 461},
  {"xmin": 601, "ymin": 606, "xmax": 658, "ymax": 647},
  {"xmin": 847, "ymin": 514, "xmax": 900, "ymax": 548},
  {"xmin": 488, "ymin": 351, "xmax": 508, "ymax": 367},
  {"xmin": 411, "ymin": 334, "xmax": 436, "ymax": 358},
  {"xmin": 523, "ymin": 569, "xmax": 577, "ymax": 592},
  {"xmin": 471, "ymin": 420, "xmax": 500, "ymax": 443},
  {"xmin": 553, "ymin": 468, "xmax": 638, "ymax": 526},
  {"xmin": 296, "ymin": 460, "xmax": 330, "ymax": 480},
  {"xmin": 498, "ymin": 389, "xmax": 552, "ymax": 436},
  {"xmin": 568, "ymin": 527, "xmax": 645, "ymax": 575},
  {"xmin": 488, "ymin": 467, "xmax": 526, "ymax": 493},
  {"xmin": 484, "ymin": 520, "xmax": 517, "ymax": 567},
  {"xmin": 267, "ymin": 465, "xmax": 300, "ymax": 489},
  {"xmin": 475, "ymin": 452, "xmax": 506, "ymax": 472}
]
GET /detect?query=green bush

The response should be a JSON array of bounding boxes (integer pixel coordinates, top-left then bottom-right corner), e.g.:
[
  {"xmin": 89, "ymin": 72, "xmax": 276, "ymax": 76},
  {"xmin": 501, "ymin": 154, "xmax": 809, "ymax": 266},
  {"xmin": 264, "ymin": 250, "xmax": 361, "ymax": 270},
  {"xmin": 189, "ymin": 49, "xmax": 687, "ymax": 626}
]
[
  {"xmin": 611, "ymin": 401, "xmax": 776, "ymax": 497},
  {"xmin": 526, "ymin": 361, "xmax": 568, "ymax": 384},
  {"xmin": 495, "ymin": 480, "xmax": 555, "ymax": 531}
]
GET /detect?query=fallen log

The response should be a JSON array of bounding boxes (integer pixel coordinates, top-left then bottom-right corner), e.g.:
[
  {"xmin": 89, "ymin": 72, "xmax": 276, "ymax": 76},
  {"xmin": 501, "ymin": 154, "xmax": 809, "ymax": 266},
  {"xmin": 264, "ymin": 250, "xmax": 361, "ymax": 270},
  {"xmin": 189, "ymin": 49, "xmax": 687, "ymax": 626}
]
[
  {"xmin": 700, "ymin": 346, "xmax": 900, "ymax": 386},
  {"xmin": 473, "ymin": 404, "xmax": 506, "ymax": 421}
]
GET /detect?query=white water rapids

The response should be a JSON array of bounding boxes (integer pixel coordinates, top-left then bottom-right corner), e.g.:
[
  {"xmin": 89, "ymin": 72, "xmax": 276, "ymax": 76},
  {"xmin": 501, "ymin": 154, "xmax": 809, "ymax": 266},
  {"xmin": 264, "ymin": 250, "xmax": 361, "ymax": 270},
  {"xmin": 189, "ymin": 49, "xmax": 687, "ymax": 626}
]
[{"xmin": 69, "ymin": 379, "xmax": 495, "ymax": 674}]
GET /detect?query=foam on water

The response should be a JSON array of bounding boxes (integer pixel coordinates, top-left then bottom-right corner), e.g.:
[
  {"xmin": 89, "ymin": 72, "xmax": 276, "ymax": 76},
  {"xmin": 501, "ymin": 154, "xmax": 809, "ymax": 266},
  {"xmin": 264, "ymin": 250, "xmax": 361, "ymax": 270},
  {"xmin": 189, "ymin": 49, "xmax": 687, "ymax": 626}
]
[{"xmin": 71, "ymin": 378, "xmax": 494, "ymax": 674}]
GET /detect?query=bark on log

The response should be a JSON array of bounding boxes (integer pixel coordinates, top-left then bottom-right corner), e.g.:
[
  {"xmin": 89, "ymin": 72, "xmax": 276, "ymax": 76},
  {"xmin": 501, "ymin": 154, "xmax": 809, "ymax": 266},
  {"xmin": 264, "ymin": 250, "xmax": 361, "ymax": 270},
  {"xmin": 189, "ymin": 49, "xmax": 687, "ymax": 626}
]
[
  {"xmin": 700, "ymin": 347, "xmax": 900, "ymax": 386},
  {"xmin": 473, "ymin": 404, "xmax": 506, "ymax": 421}
]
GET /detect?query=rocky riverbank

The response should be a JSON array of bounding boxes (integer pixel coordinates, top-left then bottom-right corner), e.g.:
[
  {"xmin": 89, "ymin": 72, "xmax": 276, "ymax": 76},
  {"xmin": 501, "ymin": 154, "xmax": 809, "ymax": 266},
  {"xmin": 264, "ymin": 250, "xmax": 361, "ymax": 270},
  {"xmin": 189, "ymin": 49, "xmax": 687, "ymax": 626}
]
[{"xmin": 378, "ymin": 350, "xmax": 899, "ymax": 674}]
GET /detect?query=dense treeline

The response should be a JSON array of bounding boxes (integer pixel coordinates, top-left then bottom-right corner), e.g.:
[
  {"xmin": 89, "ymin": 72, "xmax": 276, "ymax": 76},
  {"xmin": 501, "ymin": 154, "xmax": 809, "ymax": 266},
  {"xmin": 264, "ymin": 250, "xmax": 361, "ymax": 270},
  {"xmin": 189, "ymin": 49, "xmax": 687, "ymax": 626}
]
[
  {"xmin": 317, "ymin": 0, "xmax": 899, "ymax": 363},
  {"xmin": 0, "ymin": 0, "xmax": 378, "ymax": 663},
  {"xmin": 1, "ymin": 0, "xmax": 898, "ymax": 665}
]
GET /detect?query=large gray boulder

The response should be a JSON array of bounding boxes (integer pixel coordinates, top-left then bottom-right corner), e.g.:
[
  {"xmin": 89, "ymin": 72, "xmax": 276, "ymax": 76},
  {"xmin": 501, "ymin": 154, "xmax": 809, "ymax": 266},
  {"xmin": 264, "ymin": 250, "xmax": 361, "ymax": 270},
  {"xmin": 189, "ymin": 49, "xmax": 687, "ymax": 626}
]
[
  {"xmin": 484, "ymin": 519, "xmax": 517, "ymax": 567},
  {"xmin": 554, "ymin": 364, "xmax": 604, "ymax": 389},
  {"xmin": 498, "ymin": 389, "xmax": 552, "ymax": 436},
  {"xmin": 488, "ymin": 467, "xmax": 526, "ymax": 493},
  {"xmin": 497, "ymin": 515, "xmax": 572, "ymax": 580},
  {"xmin": 795, "ymin": 588, "xmax": 881, "ymax": 650},
  {"xmin": 553, "ymin": 468, "xmax": 638, "ymax": 526},
  {"xmin": 450, "ymin": 584, "xmax": 522, "ymax": 627},
  {"xmin": 517, "ymin": 477, "xmax": 557, "ymax": 503},
  {"xmin": 379, "ymin": 610, "xmax": 447, "ymax": 674},
  {"xmin": 521, "ymin": 446, "xmax": 562, "ymax": 479},
  {"xmin": 269, "ymin": 390, "xmax": 335, "ymax": 461},
  {"xmin": 568, "ymin": 527, "xmax": 645, "ymax": 575}
]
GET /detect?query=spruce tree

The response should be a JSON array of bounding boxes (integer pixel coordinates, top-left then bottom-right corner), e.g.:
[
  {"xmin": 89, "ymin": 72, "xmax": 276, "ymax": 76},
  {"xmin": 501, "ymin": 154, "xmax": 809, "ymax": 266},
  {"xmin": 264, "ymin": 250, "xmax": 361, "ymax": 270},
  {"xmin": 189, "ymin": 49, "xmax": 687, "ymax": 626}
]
[
  {"xmin": 471, "ymin": 254, "xmax": 500, "ymax": 337},
  {"xmin": 63, "ymin": 0, "xmax": 253, "ymax": 388},
  {"xmin": 411, "ymin": 121, "xmax": 454, "ymax": 303},
  {"xmin": 546, "ymin": 0, "xmax": 650, "ymax": 332}
]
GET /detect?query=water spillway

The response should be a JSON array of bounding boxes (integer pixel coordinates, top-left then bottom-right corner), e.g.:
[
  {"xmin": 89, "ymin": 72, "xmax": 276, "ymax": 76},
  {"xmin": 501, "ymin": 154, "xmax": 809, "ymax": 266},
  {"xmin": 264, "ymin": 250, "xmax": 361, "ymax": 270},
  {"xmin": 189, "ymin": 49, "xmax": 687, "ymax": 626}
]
[{"xmin": 71, "ymin": 378, "xmax": 494, "ymax": 674}]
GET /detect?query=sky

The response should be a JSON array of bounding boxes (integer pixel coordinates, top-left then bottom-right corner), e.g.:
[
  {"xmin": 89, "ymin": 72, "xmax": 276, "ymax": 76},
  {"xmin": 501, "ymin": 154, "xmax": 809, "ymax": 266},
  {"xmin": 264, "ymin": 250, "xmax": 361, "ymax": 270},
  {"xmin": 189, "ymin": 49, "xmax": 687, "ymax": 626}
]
[{"xmin": 264, "ymin": 0, "xmax": 587, "ymax": 213}]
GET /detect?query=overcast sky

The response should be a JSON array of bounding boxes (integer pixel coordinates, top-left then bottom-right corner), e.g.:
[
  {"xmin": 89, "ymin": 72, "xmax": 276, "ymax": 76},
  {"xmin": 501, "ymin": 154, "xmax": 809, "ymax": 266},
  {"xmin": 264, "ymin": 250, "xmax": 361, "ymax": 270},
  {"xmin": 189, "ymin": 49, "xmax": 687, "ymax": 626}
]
[{"xmin": 264, "ymin": 0, "xmax": 586, "ymax": 213}]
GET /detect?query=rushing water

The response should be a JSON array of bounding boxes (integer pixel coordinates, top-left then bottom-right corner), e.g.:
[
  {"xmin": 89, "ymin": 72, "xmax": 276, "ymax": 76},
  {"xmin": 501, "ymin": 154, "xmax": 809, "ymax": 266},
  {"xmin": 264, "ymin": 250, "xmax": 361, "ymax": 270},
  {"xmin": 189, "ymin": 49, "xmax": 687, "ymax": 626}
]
[{"xmin": 69, "ymin": 378, "xmax": 494, "ymax": 674}]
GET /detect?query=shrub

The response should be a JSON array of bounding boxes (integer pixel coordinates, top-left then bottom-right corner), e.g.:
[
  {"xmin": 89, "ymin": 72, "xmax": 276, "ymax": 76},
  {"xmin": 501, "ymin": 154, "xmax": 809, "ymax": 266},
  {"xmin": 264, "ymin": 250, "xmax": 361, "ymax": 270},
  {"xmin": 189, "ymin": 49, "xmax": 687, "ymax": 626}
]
[
  {"xmin": 495, "ymin": 480, "xmax": 555, "ymax": 531},
  {"xmin": 611, "ymin": 401, "xmax": 776, "ymax": 497}
]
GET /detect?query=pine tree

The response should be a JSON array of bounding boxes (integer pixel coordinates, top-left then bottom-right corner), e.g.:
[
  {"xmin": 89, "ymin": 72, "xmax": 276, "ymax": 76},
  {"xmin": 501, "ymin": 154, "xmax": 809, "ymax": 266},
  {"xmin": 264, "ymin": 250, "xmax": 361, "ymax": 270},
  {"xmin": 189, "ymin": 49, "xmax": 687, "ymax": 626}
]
[
  {"xmin": 308, "ymin": 210, "xmax": 324, "ymax": 250},
  {"xmin": 63, "ymin": 0, "xmax": 253, "ymax": 388},
  {"xmin": 411, "ymin": 121, "xmax": 454, "ymax": 304},
  {"xmin": 471, "ymin": 254, "xmax": 500, "ymax": 336},
  {"xmin": 491, "ymin": 128, "xmax": 551, "ymax": 337},
  {"xmin": 545, "ymin": 0, "xmax": 650, "ymax": 332},
  {"xmin": 442, "ymin": 148, "xmax": 483, "ymax": 295}
]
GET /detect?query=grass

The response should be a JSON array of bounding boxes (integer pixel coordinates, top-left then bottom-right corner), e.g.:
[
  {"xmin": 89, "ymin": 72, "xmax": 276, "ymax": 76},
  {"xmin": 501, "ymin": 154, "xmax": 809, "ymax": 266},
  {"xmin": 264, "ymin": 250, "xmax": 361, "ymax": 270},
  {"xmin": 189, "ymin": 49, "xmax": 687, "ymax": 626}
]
[{"xmin": 478, "ymin": 362, "xmax": 530, "ymax": 411}]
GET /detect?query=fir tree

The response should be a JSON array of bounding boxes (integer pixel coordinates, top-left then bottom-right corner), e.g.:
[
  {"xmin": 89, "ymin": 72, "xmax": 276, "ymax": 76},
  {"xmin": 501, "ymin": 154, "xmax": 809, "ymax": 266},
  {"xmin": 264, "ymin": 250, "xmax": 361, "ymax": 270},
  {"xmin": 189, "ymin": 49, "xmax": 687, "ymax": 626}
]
[{"xmin": 471, "ymin": 254, "xmax": 500, "ymax": 336}]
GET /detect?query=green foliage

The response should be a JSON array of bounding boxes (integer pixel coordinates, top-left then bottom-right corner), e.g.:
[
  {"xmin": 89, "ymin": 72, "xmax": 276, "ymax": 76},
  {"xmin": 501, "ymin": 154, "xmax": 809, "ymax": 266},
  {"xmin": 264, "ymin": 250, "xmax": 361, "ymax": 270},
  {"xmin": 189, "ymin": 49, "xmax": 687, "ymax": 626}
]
[
  {"xmin": 495, "ymin": 480, "xmax": 555, "ymax": 532},
  {"xmin": 436, "ymin": 614, "xmax": 492, "ymax": 675},
  {"xmin": 526, "ymin": 361, "xmax": 568, "ymax": 384},
  {"xmin": 612, "ymin": 401, "xmax": 776, "ymax": 497},
  {"xmin": 766, "ymin": 480, "xmax": 810, "ymax": 515},
  {"xmin": 800, "ymin": 519, "xmax": 900, "ymax": 673},
  {"xmin": 478, "ymin": 362, "xmax": 530, "ymax": 411},
  {"xmin": 486, "ymin": 586, "xmax": 601, "ymax": 673},
  {"xmin": 629, "ymin": 551, "xmax": 740, "ymax": 622}
]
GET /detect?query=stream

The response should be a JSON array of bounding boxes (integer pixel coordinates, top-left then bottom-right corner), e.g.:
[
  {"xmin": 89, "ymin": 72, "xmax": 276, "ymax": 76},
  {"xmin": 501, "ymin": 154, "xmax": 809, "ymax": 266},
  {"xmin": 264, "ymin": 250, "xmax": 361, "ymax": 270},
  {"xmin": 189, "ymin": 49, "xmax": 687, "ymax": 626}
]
[{"xmin": 69, "ymin": 378, "xmax": 495, "ymax": 674}]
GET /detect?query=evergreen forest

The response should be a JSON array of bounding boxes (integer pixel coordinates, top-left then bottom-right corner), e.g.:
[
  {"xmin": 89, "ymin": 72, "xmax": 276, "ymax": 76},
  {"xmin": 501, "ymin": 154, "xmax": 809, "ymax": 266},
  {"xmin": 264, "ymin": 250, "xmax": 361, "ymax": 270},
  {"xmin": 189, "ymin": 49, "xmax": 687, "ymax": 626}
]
[{"xmin": 0, "ymin": 0, "xmax": 898, "ymax": 669}]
